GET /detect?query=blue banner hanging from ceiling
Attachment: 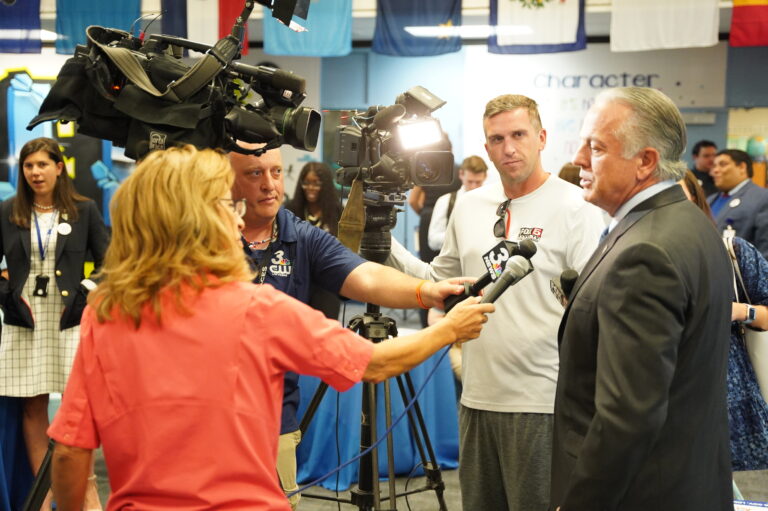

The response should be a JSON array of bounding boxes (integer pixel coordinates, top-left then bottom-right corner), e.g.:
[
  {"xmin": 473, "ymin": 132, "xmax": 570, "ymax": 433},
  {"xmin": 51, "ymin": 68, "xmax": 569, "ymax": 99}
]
[
  {"xmin": 0, "ymin": 0, "xmax": 42, "ymax": 54},
  {"xmin": 263, "ymin": 0, "xmax": 352, "ymax": 57},
  {"xmin": 55, "ymin": 0, "xmax": 141, "ymax": 55},
  {"xmin": 372, "ymin": 0, "xmax": 462, "ymax": 57}
]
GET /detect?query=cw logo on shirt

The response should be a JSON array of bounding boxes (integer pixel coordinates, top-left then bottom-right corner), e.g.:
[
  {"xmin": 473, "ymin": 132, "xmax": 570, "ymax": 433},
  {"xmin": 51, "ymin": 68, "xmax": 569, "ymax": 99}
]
[{"xmin": 269, "ymin": 250, "xmax": 292, "ymax": 277}]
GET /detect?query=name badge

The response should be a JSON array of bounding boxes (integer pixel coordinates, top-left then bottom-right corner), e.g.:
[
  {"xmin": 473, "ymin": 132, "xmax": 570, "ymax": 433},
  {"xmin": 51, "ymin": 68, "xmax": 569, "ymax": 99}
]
[{"xmin": 57, "ymin": 223, "xmax": 72, "ymax": 235}]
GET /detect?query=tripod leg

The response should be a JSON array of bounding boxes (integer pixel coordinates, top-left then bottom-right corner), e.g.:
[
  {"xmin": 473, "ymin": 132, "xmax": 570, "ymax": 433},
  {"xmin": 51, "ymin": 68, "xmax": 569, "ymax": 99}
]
[
  {"xmin": 370, "ymin": 383, "xmax": 381, "ymax": 510},
  {"xmin": 352, "ymin": 382, "xmax": 381, "ymax": 510},
  {"xmin": 298, "ymin": 380, "xmax": 330, "ymax": 436},
  {"xmin": 396, "ymin": 373, "xmax": 448, "ymax": 511},
  {"xmin": 22, "ymin": 438, "xmax": 54, "ymax": 511},
  {"xmin": 383, "ymin": 379, "xmax": 397, "ymax": 510}
]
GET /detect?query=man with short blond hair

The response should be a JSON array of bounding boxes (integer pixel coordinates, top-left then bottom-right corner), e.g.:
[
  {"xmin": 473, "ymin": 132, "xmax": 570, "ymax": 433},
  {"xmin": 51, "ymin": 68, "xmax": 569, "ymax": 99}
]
[{"xmin": 387, "ymin": 94, "xmax": 604, "ymax": 510}]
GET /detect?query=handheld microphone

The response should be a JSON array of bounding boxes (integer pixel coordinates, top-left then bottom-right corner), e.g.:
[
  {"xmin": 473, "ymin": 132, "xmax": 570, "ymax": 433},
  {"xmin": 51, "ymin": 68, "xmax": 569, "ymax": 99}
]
[
  {"xmin": 550, "ymin": 269, "xmax": 579, "ymax": 308},
  {"xmin": 444, "ymin": 239, "xmax": 538, "ymax": 312},
  {"xmin": 480, "ymin": 256, "xmax": 533, "ymax": 304}
]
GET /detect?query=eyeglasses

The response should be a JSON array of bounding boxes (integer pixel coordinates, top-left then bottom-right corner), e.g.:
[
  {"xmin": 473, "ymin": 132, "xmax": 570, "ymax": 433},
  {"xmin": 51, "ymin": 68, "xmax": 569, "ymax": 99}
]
[
  {"xmin": 219, "ymin": 198, "xmax": 247, "ymax": 218},
  {"xmin": 494, "ymin": 199, "xmax": 510, "ymax": 238},
  {"xmin": 301, "ymin": 180, "xmax": 322, "ymax": 189}
]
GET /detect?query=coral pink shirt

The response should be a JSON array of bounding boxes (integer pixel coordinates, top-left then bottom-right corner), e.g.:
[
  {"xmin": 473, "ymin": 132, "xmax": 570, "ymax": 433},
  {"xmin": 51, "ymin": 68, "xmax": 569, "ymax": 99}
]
[{"xmin": 48, "ymin": 281, "xmax": 373, "ymax": 510}]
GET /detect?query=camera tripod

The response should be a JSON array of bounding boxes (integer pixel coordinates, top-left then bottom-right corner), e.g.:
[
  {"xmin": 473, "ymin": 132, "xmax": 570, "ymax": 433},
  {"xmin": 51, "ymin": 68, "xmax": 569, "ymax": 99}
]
[
  {"xmin": 297, "ymin": 305, "xmax": 449, "ymax": 511},
  {"xmin": 21, "ymin": 438, "xmax": 53, "ymax": 511}
]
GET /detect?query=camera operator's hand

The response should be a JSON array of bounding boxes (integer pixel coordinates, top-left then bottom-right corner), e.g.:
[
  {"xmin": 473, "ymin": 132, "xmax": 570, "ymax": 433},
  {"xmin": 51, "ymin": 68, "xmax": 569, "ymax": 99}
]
[
  {"xmin": 420, "ymin": 277, "xmax": 477, "ymax": 310},
  {"xmin": 442, "ymin": 296, "xmax": 494, "ymax": 344}
]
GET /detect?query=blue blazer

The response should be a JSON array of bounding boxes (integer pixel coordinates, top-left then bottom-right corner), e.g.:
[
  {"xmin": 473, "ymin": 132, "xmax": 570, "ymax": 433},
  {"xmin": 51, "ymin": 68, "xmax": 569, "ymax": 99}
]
[
  {"xmin": 0, "ymin": 199, "xmax": 109, "ymax": 330},
  {"xmin": 708, "ymin": 180, "xmax": 768, "ymax": 258}
]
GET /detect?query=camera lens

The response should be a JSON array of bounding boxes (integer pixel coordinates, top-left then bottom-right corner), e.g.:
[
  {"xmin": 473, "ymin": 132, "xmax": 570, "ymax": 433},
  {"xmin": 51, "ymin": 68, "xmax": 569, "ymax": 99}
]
[
  {"xmin": 271, "ymin": 106, "xmax": 321, "ymax": 152},
  {"xmin": 414, "ymin": 160, "xmax": 439, "ymax": 184},
  {"xmin": 410, "ymin": 151, "xmax": 454, "ymax": 187}
]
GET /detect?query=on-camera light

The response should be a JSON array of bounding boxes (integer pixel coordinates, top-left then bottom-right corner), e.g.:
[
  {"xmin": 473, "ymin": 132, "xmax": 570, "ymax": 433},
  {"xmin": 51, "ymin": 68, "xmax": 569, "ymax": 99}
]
[{"xmin": 397, "ymin": 119, "xmax": 442, "ymax": 150}]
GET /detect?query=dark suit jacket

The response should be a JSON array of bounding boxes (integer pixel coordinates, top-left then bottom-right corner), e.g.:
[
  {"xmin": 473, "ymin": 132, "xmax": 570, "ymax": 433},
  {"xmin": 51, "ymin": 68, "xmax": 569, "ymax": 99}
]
[
  {"xmin": 708, "ymin": 180, "xmax": 768, "ymax": 259},
  {"xmin": 550, "ymin": 186, "xmax": 734, "ymax": 511},
  {"xmin": 0, "ymin": 199, "xmax": 109, "ymax": 330}
]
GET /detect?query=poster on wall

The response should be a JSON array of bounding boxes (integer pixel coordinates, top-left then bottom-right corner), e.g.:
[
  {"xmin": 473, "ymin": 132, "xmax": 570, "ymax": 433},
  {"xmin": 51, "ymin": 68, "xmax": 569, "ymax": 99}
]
[
  {"xmin": 462, "ymin": 42, "xmax": 728, "ymax": 176},
  {"xmin": 727, "ymin": 107, "xmax": 768, "ymax": 186},
  {"xmin": 727, "ymin": 108, "xmax": 768, "ymax": 162},
  {"xmin": 0, "ymin": 66, "xmax": 117, "ymax": 223}
]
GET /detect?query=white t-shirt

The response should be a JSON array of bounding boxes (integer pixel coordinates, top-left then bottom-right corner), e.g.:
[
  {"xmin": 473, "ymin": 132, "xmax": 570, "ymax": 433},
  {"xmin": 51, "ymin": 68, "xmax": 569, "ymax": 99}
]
[
  {"xmin": 389, "ymin": 175, "xmax": 605, "ymax": 413},
  {"xmin": 428, "ymin": 187, "xmax": 467, "ymax": 252}
]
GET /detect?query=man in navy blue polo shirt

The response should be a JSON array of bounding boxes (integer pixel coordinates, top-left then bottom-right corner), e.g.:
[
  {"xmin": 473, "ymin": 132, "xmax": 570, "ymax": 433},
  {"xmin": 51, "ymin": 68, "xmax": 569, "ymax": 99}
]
[{"xmin": 229, "ymin": 142, "xmax": 466, "ymax": 509}]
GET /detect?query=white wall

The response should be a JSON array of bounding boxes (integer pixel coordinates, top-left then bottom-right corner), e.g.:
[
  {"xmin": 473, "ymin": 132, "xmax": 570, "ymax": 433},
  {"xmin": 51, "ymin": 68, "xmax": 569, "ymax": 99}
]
[{"xmin": 461, "ymin": 42, "xmax": 727, "ymax": 175}]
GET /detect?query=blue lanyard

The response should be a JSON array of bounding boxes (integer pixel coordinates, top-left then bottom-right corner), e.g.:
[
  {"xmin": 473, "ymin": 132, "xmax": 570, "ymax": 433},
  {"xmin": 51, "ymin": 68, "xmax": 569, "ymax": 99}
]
[{"xmin": 33, "ymin": 210, "xmax": 57, "ymax": 261}]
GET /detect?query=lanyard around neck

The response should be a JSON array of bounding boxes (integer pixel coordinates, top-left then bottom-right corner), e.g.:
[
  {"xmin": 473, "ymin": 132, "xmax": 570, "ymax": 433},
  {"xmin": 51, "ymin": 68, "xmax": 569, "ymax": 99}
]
[{"xmin": 33, "ymin": 210, "xmax": 58, "ymax": 261}]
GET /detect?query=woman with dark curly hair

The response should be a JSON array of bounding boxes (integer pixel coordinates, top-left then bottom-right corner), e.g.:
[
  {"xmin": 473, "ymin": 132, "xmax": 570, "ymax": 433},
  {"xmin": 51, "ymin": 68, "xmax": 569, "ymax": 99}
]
[{"xmin": 287, "ymin": 162, "xmax": 342, "ymax": 236}]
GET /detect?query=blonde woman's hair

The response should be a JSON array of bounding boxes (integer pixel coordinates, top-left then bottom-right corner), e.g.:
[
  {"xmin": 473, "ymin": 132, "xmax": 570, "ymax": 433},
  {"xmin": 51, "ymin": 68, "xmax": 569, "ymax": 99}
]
[{"xmin": 89, "ymin": 145, "xmax": 254, "ymax": 327}]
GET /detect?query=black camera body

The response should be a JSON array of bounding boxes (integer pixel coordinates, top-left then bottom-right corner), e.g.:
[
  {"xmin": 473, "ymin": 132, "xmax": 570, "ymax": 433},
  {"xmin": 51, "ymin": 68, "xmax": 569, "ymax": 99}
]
[
  {"xmin": 333, "ymin": 87, "xmax": 454, "ymax": 263},
  {"xmin": 27, "ymin": 1, "xmax": 321, "ymax": 160},
  {"xmin": 334, "ymin": 86, "xmax": 454, "ymax": 194}
]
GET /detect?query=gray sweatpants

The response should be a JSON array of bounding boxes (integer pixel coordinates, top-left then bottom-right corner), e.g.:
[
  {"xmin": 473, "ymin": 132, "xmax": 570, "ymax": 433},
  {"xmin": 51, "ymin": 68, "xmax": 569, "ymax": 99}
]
[{"xmin": 459, "ymin": 405, "xmax": 553, "ymax": 511}]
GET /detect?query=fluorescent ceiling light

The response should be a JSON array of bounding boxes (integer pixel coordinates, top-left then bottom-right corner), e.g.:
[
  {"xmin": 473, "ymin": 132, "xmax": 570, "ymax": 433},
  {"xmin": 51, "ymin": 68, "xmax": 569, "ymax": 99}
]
[
  {"xmin": 405, "ymin": 25, "xmax": 533, "ymax": 39},
  {"xmin": 41, "ymin": 29, "xmax": 57, "ymax": 42},
  {"xmin": 0, "ymin": 29, "xmax": 65, "ymax": 42}
]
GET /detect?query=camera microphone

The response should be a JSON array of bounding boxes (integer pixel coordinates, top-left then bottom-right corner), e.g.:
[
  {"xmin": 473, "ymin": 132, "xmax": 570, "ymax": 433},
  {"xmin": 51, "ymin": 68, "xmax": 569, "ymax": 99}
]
[
  {"xmin": 550, "ymin": 269, "xmax": 579, "ymax": 308},
  {"xmin": 229, "ymin": 62, "xmax": 306, "ymax": 94},
  {"xmin": 370, "ymin": 104, "xmax": 406, "ymax": 132},
  {"xmin": 444, "ymin": 239, "xmax": 538, "ymax": 312},
  {"xmin": 480, "ymin": 256, "xmax": 533, "ymax": 304}
]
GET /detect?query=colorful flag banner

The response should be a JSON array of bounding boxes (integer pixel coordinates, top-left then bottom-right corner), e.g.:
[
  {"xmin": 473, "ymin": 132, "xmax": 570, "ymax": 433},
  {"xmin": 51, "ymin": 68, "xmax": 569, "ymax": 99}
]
[
  {"xmin": 56, "ymin": 0, "xmax": 141, "ymax": 54},
  {"xmin": 263, "ymin": 0, "xmax": 351, "ymax": 57},
  {"xmin": 0, "ymin": 0, "xmax": 42, "ymax": 53},
  {"xmin": 372, "ymin": 0, "xmax": 461, "ymax": 57},
  {"xmin": 610, "ymin": 0, "xmax": 719, "ymax": 52},
  {"xmin": 730, "ymin": 0, "xmax": 768, "ymax": 47},
  {"xmin": 160, "ymin": 0, "xmax": 188, "ymax": 38},
  {"xmin": 489, "ymin": 0, "xmax": 585, "ymax": 54},
  {"xmin": 161, "ymin": 0, "xmax": 249, "ymax": 55}
]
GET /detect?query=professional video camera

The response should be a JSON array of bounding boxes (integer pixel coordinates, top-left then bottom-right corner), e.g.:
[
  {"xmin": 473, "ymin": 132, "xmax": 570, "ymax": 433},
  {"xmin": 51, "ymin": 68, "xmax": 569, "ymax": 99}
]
[
  {"xmin": 336, "ymin": 86, "xmax": 454, "ymax": 192},
  {"xmin": 27, "ymin": 0, "xmax": 321, "ymax": 159},
  {"xmin": 334, "ymin": 86, "xmax": 454, "ymax": 262}
]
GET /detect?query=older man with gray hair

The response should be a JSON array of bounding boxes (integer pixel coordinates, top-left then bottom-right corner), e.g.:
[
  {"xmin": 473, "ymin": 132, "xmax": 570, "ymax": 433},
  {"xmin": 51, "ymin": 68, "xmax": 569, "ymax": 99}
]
[{"xmin": 550, "ymin": 87, "xmax": 733, "ymax": 510}]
